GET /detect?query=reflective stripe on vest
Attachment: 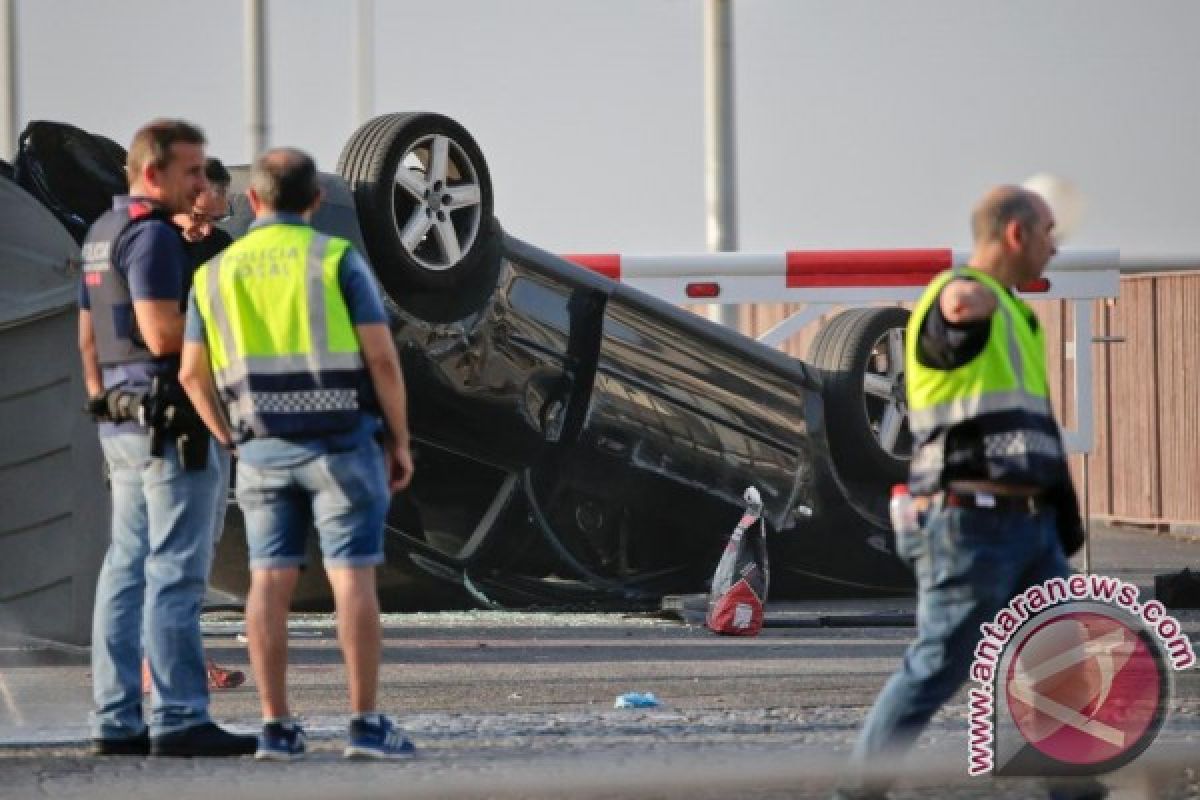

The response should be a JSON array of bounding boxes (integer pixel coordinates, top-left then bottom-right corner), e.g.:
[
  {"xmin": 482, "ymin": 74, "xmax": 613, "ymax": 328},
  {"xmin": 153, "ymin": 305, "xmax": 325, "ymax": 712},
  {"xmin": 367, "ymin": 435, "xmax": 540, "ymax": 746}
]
[
  {"xmin": 194, "ymin": 224, "xmax": 364, "ymax": 436},
  {"xmin": 905, "ymin": 267, "xmax": 1051, "ymax": 435},
  {"xmin": 910, "ymin": 429, "xmax": 1065, "ymax": 473}
]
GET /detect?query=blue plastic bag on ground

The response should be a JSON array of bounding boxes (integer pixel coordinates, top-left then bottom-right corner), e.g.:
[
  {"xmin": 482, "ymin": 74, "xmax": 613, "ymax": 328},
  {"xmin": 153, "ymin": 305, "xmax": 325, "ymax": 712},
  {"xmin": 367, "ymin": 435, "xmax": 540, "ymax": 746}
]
[{"xmin": 614, "ymin": 691, "xmax": 662, "ymax": 709}]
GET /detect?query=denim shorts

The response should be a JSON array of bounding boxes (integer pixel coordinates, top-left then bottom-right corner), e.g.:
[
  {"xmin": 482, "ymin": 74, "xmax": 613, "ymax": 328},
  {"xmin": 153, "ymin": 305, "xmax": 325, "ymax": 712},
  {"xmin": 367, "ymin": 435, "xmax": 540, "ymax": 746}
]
[{"xmin": 235, "ymin": 443, "xmax": 390, "ymax": 570}]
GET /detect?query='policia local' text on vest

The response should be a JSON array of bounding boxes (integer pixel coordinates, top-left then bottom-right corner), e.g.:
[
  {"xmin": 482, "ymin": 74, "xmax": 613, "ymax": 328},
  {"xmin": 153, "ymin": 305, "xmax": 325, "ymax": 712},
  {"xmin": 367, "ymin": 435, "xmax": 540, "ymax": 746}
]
[
  {"xmin": 193, "ymin": 223, "xmax": 369, "ymax": 440},
  {"xmin": 82, "ymin": 201, "xmax": 176, "ymax": 366},
  {"xmin": 905, "ymin": 267, "xmax": 1066, "ymax": 494}
]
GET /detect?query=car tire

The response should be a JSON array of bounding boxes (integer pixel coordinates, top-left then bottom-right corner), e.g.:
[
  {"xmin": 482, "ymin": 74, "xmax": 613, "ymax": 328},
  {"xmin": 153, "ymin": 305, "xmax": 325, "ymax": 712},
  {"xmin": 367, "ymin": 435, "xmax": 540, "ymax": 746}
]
[
  {"xmin": 808, "ymin": 307, "xmax": 912, "ymax": 484},
  {"xmin": 337, "ymin": 112, "xmax": 495, "ymax": 295}
]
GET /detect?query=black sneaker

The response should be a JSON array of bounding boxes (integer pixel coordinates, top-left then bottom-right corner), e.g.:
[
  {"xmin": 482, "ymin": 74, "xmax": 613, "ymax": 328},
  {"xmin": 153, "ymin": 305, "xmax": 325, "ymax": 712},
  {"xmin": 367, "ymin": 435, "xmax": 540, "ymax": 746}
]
[
  {"xmin": 151, "ymin": 722, "xmax": 257, "ymax": 757},
  {"xmin": 90, "ymin": 730, "xmax": 150, "ymax": 756}
]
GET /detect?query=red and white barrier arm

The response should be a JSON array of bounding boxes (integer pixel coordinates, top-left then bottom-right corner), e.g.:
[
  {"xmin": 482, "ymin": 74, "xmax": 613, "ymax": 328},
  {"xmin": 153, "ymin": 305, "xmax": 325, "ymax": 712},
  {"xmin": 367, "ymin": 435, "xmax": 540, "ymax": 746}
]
[
  {"xmin": 561, "ymin": 249, "xmax": 1120, "ymax": 305},
  {"xmin": 561, "ymin": 248, "xmax": 1122, "ymax": 457}
]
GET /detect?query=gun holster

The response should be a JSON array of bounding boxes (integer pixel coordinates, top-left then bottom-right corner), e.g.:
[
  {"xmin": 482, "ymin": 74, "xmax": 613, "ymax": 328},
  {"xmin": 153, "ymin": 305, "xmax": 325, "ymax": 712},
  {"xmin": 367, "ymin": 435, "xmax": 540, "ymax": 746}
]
[{"xmin": 144, "ymin": 377, "xmax": 210, "ymax": 471}]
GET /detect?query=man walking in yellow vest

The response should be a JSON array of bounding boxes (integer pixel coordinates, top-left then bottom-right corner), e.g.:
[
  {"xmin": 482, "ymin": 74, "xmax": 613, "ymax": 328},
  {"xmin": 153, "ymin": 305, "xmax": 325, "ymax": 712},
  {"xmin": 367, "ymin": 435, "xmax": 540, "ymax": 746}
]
[
  {"xmin": 179, "ymin": 147, "xmax": 416, "ymax": 761},
  {"xmin": 834, "ymin": 186, "xmax": 1097, "ymax": 799}
]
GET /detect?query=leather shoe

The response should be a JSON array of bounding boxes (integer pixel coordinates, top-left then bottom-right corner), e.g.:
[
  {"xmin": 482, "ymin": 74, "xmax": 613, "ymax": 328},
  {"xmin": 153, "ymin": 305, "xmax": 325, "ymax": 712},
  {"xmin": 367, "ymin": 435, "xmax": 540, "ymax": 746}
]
[
  {"xmin": 90, "ymin": 730, "xmax": 150, "ymax": 756},
  {"xmin": 151, "ymin": 722, "xmax": 257, "ymax": 757}
]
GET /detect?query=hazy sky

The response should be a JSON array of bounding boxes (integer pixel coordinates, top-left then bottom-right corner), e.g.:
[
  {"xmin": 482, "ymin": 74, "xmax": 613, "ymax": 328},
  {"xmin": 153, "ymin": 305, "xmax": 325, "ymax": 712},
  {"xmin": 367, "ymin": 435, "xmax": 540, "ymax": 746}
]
[{"xmin": 9, "ymin": 0, "xmax": 1200, "ymax": 256}]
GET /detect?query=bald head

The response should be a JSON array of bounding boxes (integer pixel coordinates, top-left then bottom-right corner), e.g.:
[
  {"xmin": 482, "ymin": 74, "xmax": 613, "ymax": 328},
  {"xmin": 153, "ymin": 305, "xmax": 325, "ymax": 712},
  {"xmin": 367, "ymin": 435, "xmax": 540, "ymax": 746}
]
[
  {"xmin": 249, "ymin": 147, "xmax": 320, "ymax": 213},
  {"xmin": 965, "ymin": 184, "xmax": 1057, "ymax": 284},
  {"xmin": 970, "ymin": 186, "xmax": 1049, "ymax": 245}
]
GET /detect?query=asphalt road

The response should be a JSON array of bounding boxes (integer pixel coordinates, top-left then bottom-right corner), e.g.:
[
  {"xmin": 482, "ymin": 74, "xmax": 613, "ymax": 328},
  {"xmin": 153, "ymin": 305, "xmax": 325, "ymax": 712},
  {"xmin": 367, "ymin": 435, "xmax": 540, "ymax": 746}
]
[{"xmin": 0, "ymin": 523, "xmax": 1197, "ymax": 799}]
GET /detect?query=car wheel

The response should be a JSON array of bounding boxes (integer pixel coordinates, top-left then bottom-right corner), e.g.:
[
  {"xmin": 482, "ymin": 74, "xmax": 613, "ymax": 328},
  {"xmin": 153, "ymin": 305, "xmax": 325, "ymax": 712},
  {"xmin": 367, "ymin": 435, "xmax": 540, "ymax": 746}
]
[
  {"xmin": 337, "ymin": 112, "xmax": 495, "ymax": 294},
  {"xmin": 808, "ymin": 307, "xmax": 912, "ymax": 484}
]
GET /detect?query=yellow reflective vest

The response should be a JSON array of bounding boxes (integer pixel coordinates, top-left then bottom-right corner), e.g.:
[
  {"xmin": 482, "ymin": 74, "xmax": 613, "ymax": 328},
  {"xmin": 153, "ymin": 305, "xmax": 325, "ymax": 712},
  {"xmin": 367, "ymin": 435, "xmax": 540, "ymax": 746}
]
[
  {"xmin": 905, "ymin": 267, "xmax": 1066, "ymax": 493},
  {"xmin": 193, "ymin": 223, "xmax": 368, "ymax": 440}
]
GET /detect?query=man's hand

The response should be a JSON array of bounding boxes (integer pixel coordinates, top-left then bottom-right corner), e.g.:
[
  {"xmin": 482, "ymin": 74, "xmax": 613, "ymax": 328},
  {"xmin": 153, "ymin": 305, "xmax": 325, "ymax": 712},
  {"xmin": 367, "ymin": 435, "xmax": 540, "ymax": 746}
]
[
  {"xmin": 385, "ymin": 437, "xmax": 414, "ymax": 493},
  {"xmin": 84, "ymin": 387, "xmax": 146, "ymax": 423},
  {"xmin": 84, "ymin": 390, "xmax": 112, "ymax": 421},
  {"xmin": 939, "ymin": 278, "xmax": 998, "ymax": 324},
  {"xmin": 179, "ymin": 340, "xmax": 237, "ymax": 447}
]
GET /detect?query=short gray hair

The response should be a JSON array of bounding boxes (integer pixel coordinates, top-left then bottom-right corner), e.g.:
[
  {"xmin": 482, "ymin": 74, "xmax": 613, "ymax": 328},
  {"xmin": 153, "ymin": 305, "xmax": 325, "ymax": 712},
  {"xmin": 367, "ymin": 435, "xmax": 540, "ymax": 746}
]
[
  {"xmin": 971, "ymin": 186, "xmax": 1043, "ymax": 244},
  {"xmin": 250, "ymin": 147, "xmax": 319, "ymax": 213}
]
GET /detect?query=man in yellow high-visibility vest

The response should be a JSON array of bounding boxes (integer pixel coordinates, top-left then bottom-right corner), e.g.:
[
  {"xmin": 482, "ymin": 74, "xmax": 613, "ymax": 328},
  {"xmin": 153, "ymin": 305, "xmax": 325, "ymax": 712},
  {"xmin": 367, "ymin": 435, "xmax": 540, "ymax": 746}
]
[
  {"xmin": 179, "ymin": 147, "xmax": 415, "ymax": 762},
  {"xmin": 834, "ymin": 186, "xmax": 1095, "ymax": 800}
]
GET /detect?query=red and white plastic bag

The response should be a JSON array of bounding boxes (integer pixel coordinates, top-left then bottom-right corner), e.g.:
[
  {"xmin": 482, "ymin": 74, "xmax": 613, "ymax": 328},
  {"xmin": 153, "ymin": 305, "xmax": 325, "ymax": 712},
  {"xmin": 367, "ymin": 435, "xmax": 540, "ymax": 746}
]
[{"xmin": 706, "ymin": 487, "xmax": 769, "ymax": 636}]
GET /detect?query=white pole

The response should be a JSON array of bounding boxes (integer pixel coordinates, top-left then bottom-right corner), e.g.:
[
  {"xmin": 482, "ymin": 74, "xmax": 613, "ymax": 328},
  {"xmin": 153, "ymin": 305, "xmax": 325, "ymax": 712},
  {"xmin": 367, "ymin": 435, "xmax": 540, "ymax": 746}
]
[
  {"xmin": 1, "ymin": 0, "xmax": 16, "ymax": 159},
  {"xmin": 354, "ymin": 0, "xmax": 374, "ymax": 124},
  {"xmin": 703, "ymin": 0, "xmax": 739, "ymax": 329},
  {"xmin": 1118, "ymin": 254, "xmax": 1200, "ymax": 273},
  {"xmin": 1082, "ymin": 453, "xmax": 1091, "ymax": 575},
  {"xmin": 244, "ymin": 0, "xmax": 267, "ymax": 159}
]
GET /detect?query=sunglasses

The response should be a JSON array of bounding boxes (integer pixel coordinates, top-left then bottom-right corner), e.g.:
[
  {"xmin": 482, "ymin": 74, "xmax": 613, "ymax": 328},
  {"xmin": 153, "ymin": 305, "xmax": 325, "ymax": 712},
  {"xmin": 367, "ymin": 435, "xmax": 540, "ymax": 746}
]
[{"xmin": 193, "ymin": 207, "xmax": 233, "ymax": 223}]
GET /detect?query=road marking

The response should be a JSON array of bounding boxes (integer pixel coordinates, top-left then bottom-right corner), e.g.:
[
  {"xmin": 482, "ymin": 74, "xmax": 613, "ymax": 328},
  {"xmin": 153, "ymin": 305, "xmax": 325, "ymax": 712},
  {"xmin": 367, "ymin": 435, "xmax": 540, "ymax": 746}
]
[{"xmin": 0, "ymin": 671, "xmax": 26, "ymax": 726}]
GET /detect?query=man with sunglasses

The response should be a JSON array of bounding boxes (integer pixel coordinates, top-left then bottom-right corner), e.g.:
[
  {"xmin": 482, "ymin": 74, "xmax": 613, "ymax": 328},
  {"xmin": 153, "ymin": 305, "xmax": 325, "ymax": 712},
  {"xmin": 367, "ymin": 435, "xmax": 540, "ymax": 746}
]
[
  {"xmin": 142, "ymin": 156, "xmax": 243, "ymax": 694},
  {"xmin": 177, "ymin": 158, "xmax": 235, "ymax": 294}
]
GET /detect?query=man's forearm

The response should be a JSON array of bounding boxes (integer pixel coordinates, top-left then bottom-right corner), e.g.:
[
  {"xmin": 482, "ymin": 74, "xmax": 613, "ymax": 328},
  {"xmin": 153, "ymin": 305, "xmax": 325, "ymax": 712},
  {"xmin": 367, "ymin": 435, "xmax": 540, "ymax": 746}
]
[
  {"xmin": 133, "ymin": 299, "xmax": 186, "ymax": 355},
  {"xmin": 179, "ymin": 342, "xmax": 235, "ymax": 447},
  {"xmin": 368, "ymin": 353, "xmax": 410, "ymax": 444},
  {"xmin": 939, "ymin": 279, "xmax": 998, "ymax": 324},
  {"xmin": 78, "ymin": 310, "xmax": 104, "ymax": 397},
  {"xmin": 183, "ymin": 379, "xmax": 234, "ymax": 448},
  {"xmin": 356, "ymin": 324, "xmax": 410, "ymax": 443}
]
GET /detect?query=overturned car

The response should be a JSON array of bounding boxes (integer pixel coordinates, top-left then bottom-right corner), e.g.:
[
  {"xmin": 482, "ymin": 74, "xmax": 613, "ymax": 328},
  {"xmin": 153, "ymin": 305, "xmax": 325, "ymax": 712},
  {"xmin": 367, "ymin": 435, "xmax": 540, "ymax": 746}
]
[{"xmin": 11, "ymin": 114, "xmax": 915, "ymax": 610}]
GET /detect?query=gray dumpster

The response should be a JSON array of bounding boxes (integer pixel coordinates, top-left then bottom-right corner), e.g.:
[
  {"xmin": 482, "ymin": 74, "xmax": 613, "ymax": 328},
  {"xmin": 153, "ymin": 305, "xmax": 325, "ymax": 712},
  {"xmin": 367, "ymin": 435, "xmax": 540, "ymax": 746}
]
[{"xmin": 0, "ymin": 176, "xmax": 107, "ymax": 646}]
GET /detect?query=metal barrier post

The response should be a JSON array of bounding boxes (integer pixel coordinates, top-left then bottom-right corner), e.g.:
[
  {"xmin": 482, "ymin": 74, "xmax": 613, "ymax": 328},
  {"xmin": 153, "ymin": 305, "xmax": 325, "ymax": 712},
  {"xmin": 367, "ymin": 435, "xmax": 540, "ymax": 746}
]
[{"xmin": 1082, "ymin": 452, "xmax": 1092, "ymax": 574}]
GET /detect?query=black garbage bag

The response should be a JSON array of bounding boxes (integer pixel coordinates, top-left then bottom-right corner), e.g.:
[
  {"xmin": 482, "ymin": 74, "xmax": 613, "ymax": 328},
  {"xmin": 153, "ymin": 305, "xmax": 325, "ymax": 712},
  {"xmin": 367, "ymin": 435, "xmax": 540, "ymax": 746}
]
[
  {"xmin": 706, "ymin": 487, "xmax": 769, "ymax": 636},
  {"xmin": 13, "ymin": 120, "xmax": 128, "ymax": 243},
  {"xmin": 1155, "ymin": 567, "xmax": 1200, "ymax": 609}
]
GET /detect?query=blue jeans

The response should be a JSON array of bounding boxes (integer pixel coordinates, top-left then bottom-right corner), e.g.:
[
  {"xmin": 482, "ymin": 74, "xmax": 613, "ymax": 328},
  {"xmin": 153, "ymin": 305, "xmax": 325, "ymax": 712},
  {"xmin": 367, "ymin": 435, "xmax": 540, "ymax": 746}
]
[
  {"xmin": 236, "ymin": 444, "xmax": 389, "ymax": 570},
  {"xmin": 90, "ymin": 432, "xmax": 222, "ymax": 739},
  {"xmin": 845, "ymin": 502, "xmax": 1070, "ymax": 791},
  {"xmin": 211, "ymin": 447, "xmax": 232, "ymax": 546}
]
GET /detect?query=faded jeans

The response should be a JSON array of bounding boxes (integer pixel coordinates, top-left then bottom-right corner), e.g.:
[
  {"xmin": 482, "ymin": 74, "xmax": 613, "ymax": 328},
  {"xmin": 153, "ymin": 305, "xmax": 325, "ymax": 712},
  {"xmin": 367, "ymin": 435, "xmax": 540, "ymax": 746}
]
[
  {"xmin": 236, "ymin": 444, "xmax": 389, "ymax": 570},
  {"xmin": 90, "ymin": 432, "xmax": 221, "ymax": 739},
  {"xmin": 841, "ymin": 502, "xmax": 1071, "ymax": 796},
  {"xmin": 211, "ymin": 447, "xmax": 232, "ymax": 546}
]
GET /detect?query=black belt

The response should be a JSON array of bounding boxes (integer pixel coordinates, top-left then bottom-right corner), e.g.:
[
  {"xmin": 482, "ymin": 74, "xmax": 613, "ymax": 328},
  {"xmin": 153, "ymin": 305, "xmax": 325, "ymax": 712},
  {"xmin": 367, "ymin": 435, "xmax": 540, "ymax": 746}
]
[{"xmin": 942, "ymin": 490, "xmax": 1049, "ymax": 514}]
